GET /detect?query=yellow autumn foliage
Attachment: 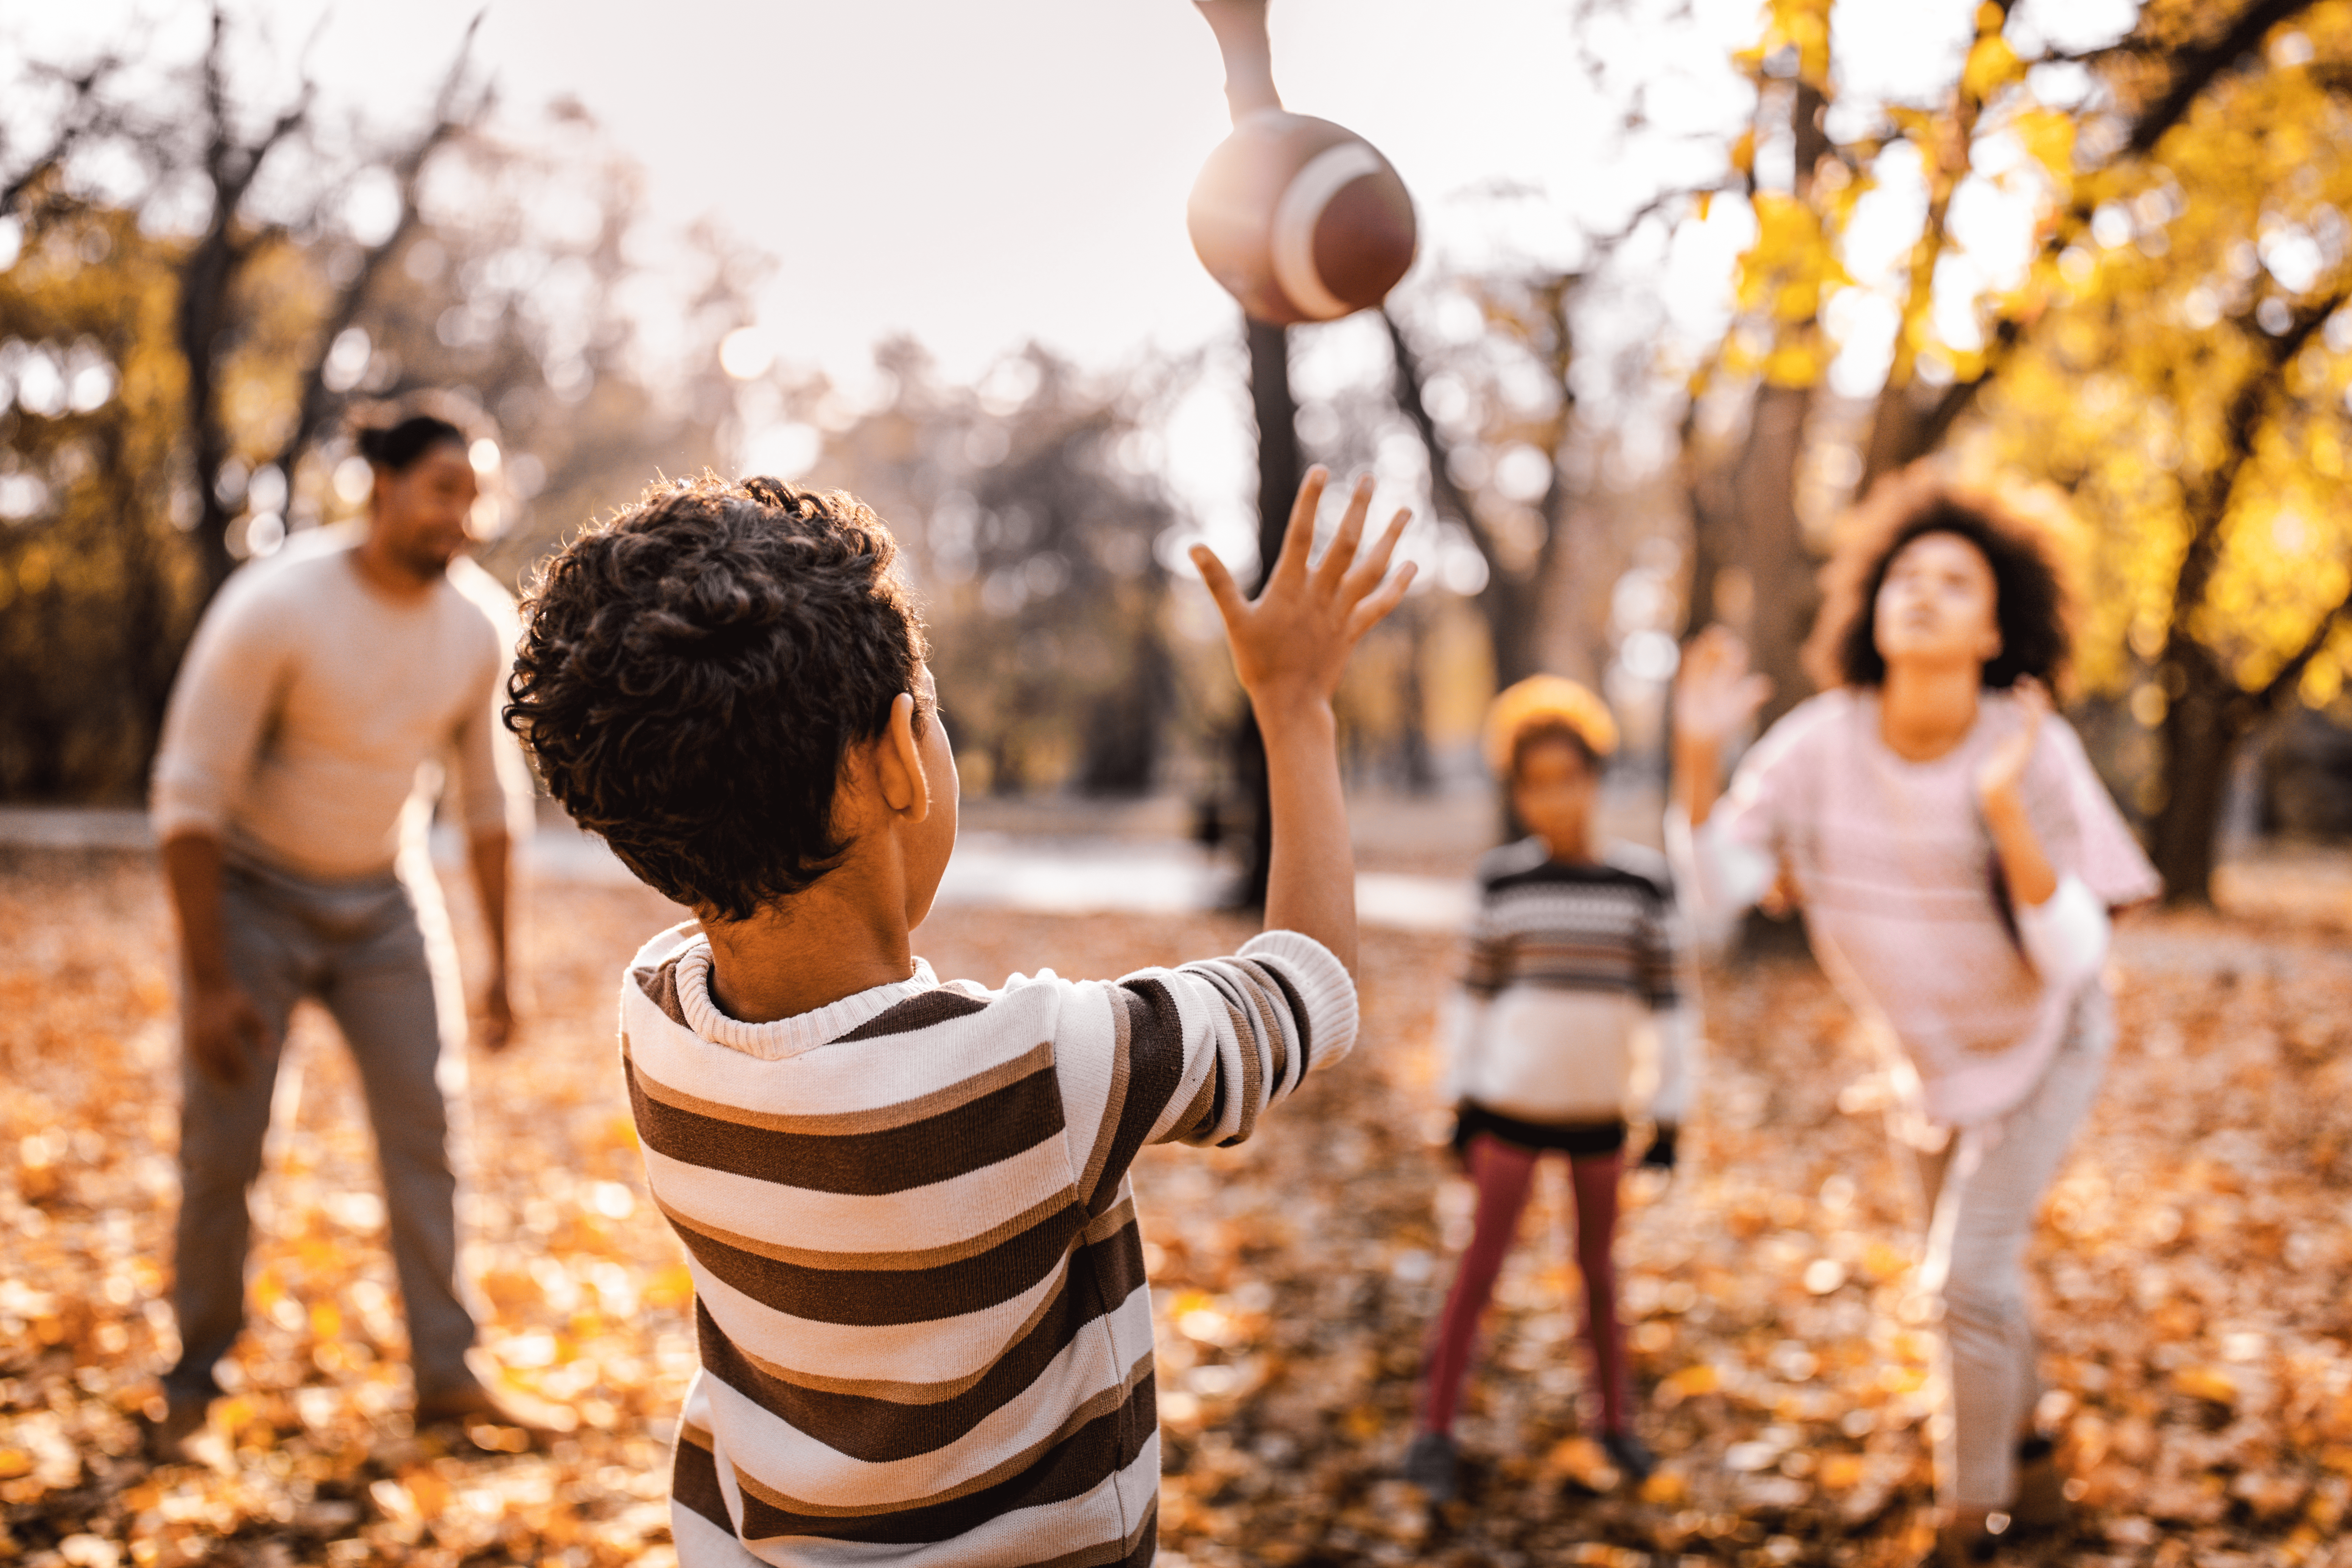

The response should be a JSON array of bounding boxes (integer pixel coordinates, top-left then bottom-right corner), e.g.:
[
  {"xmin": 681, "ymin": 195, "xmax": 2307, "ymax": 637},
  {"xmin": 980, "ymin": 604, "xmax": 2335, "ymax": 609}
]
[
  {"xmin": 1979, "ymin": 4, "xmax": 2352, "ymax": 710},
  {"xmin": 1713, "ymin": 0, "xmax": 2352, "ymax": 742}
]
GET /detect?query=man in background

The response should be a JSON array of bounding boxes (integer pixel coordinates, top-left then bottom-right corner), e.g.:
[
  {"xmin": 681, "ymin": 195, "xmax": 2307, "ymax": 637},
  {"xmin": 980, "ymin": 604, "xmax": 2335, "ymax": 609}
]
[{"xmin": 146, "ymin": 399, "xmax": 543, "ymax": 1458}]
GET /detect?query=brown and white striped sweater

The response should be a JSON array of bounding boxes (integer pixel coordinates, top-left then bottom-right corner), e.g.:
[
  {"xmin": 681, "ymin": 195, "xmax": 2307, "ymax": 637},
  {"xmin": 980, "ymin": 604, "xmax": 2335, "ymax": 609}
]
[{"xmin": 618, "ymin": 922, "xmax": 1358, "ymax": 1567}]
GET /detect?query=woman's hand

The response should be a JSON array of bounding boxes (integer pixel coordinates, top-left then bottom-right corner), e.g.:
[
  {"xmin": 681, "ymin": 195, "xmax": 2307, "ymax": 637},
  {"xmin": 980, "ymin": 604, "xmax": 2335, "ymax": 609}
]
[
  {"xmin": 1974, "ymin": 676, "xmax": 2049, "ymax": 815},
  {"xmin": 1977, "ymin": 678, "xmax": 2059, "ymax": 907},
  {"xmin": 1673, "ymin": 627, "xmax": 1772, "ymax": 750},
  {"xmin": 1672, "ymin": 626, "xmax": 1772, "ymax": 827}
]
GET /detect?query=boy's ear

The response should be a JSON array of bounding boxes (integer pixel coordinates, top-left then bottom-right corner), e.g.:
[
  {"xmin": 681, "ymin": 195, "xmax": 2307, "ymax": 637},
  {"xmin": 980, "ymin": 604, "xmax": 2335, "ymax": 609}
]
[{"xmin": 874, "ymin": 692, "xmax": 931, "ymax": 825}]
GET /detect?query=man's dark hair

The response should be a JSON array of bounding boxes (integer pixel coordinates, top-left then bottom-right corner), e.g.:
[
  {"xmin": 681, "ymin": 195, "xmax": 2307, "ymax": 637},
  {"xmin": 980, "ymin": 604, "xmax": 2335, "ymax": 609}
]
[
  {"xmin": 350, "ymin": 394, "xmax": 483, "ymax": 473},
  {"xmin": 1803, "ymin": 470, "xmax": 2071, "ymax": 691},
  {"xmin": 505, "ymin": 474, "xmax": 929, "ymax": 922}
]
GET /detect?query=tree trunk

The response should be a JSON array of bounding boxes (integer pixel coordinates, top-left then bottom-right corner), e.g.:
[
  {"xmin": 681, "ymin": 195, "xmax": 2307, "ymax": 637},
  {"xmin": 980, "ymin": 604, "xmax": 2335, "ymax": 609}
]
[
  {"xmin": 1378, "ymin": 308, "xmax": 1554, "ymax": 695},
  {"xmin": 2148, "ymin": 642, "xmax": 2244, "ymax": 904},
  {"xmin": 1858, "ymin": 378, "xmax": 1936, "ymax": 497},
  {"xmin": 1233, "ymin": 315, "xmax": 1299, "ymax": 910},
  {"xmin": 1483, "ymin": 568, "xmax": 1546, "ymax": 691},
  {"xmin": 177, "ymin": 232, "xmax": 241, "ymax": 599},
  {"xmin": 1681, "ymin": 409, "xmax": 1737, "ymax": 636},
  {"xmin": 1080, "ymin": 588, "xmax": 1174, "ymax": 797},
  {"xmin": 1395, "ymin": 603, "xmax": 1434, "ymax": 794},
  {"xmin": 1731, "ymin": 380, "xmax": 1820, "ymax": 726}
]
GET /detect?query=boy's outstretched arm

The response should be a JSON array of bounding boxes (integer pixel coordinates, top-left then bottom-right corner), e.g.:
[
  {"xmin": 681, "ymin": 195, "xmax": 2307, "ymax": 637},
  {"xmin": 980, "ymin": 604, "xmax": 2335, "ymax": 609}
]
[{"xmin": 1192, "ymin": 469, "xmax": 1414, "ymax": 978}]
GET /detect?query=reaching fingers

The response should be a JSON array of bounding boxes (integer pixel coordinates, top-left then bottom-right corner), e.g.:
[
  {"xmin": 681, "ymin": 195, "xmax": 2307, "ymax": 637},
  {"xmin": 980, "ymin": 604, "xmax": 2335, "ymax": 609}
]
[
  {"xmin": 1682, "ymin": 625, "xmax": 1756, "ymax": 702},
  {"xmin": 1273, "ymin": 466, "xmax": 1329, "ymax": 586},
  {"xmin": 1342, "ymin": 507, "xmax": 1414, "ymax": 600},
  {"xmin": 1676, "ymin": 635, "xmax": 1716, "ymax": 694},
  {"xmin": 1702, "ymin": 625, "xmax": 1749, "ymax": 676},
  {"xmin": 1313, "ymin": 473, "xmax": 1376, "ymax": 588},
  {"xmin": 1189, "ymin": 546, "xmax": 1250, "ymax": 628},
  {"xmin": 1345, "ymin": 559, "xmax": 1418, "ymax": 639}
]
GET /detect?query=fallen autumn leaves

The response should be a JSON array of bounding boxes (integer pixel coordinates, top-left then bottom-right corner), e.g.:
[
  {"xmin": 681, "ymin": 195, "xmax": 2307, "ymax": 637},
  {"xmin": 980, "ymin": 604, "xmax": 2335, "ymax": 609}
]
[{"xmin": 4, "ymin": 848, "xmax": 2352, "ymax": 1566}]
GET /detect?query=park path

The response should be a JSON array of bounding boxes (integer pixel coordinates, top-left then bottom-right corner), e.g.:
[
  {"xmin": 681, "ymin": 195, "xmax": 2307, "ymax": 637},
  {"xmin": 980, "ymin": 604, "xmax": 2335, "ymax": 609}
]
[{"xmin": 0, "ymin": 806, "xmax": 1478, "ymax": 933}]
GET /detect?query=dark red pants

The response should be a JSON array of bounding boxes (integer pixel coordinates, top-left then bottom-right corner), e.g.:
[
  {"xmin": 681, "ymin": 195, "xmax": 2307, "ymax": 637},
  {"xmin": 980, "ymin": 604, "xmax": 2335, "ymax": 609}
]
[{"xmin": 1419, "ymin": 1133, "xmax": 1630, "ymax": 1435}]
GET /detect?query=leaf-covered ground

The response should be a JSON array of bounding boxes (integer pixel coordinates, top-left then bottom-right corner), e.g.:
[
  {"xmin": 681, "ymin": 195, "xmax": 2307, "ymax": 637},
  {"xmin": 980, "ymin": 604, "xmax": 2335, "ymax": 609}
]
[{"xmin": 4, "ymin": 847, "xmax": 2352, "ymax": 1566}]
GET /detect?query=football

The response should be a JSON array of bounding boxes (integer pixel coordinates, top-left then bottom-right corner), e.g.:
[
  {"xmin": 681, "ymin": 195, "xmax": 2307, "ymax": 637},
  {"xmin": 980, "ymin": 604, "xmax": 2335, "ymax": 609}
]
[{"xmin": 1186, "ymin": 110, "xmax": 1418, "ymax": 326}]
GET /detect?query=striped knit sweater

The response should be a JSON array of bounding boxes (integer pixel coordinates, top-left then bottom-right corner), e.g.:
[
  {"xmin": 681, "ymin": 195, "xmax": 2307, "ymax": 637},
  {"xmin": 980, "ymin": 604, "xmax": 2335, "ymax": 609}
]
[
  {"xmin": 1443, "ymin": 838, "xmax": 1694, "ymax": 1129},
  {"xmin": 618, "ymin": 921, "xmax": 1358, "ymax": 1567}
]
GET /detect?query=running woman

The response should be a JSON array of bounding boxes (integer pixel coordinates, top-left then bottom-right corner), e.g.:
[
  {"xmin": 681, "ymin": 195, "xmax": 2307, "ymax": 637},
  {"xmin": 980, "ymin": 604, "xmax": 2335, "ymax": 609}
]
[{"xmin": 1670, "ymin": 473, "xmax": 2157, "ymax": 1564}]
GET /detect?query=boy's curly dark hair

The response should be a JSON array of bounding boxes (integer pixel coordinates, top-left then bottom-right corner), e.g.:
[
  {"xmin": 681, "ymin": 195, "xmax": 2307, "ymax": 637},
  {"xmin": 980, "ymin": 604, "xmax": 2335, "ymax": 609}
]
[
  {"xmin": 1802, "ymin": 468, "xmax": 2071, "ymax": 692},
  {"xmin": 505, "ymin": 474, "xmax": 928, "ymax": 922}
]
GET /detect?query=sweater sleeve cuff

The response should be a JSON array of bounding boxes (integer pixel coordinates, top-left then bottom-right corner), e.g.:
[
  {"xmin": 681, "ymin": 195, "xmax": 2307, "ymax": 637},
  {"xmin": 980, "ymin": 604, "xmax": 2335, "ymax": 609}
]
[
  {"xmin": 1239, "ymin": 929, "xmax": 1360, "ymax": 1071},
  {"xmin": 1646, "ymin": 1007, "xmax": 1696, "ymax": 1126},
  {"xmin": 1665, "ymin": 806, "xmax": 1774, "ymax": 915},
  {"xmin": 2015, "ymin": 872, "xmax": 2108, "ymax": 989},
  {"xmin": 149, "ymin": 764, "xmax": 228, "ymax": 845}
]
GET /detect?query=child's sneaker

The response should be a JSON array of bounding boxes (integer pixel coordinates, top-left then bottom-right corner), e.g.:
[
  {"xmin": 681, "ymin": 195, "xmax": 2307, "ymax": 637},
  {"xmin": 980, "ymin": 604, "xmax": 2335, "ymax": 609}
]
[
  {"xmin": 1402, "ymin": 1429, "xmax": 1461, "ymax": 1504},
  {"xmin": 1601, "ymin": 1429, "xmax": 1656, "ymax": 1483}
]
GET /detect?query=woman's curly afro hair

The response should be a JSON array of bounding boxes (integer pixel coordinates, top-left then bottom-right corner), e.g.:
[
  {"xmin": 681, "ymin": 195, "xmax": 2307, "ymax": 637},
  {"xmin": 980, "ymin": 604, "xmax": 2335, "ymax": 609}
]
[
  {"xmin": 1802, "ymin": 466, "xmax": 2072, "ymax": 692},
  {"xmin": 505, "ymin": 474, "xmax": 928, "ymax": 922}
]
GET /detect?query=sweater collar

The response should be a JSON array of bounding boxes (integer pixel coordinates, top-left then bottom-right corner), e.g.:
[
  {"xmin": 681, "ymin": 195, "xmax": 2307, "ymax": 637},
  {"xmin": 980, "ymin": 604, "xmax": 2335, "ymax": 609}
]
[{"xmin": 670, "ymin": 936, "xmax": 940, "ymax": 1061}]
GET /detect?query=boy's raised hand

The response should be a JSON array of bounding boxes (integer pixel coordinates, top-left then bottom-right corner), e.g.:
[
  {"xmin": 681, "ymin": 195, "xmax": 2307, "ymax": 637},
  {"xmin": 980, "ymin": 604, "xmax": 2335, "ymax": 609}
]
[
  {"xmin": 1189, "ymin": 468, "xmax": 1415, "ymax": 710},
  {"xmin": 1188, "ymin": 468, "xmax": 1413, "ymax": 977}
]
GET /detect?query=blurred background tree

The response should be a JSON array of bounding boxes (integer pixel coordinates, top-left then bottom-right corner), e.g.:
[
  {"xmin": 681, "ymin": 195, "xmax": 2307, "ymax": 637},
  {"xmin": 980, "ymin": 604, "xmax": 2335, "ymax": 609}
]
[
  {"xmin": 1676, "ymin": 0, "xmax": 2352, "ymax": 901},
  {"xmin": 10, "ymin": 0, "xmax": 2352, "ymax": 913},
  {"xmin": 0, "ymin": 6, "xmax": 744, "ymax": 803},
  {"xmin": 796, "ymin": 342, "xmax": 1192, "ymax": 799}
]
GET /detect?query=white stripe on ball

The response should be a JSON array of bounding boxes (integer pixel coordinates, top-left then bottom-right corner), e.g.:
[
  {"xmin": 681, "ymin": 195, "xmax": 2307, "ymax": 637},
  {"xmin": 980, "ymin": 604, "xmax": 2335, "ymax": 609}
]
[{"xmin": 1270, "ymin": 140, "xmax": 1384, "ymax": 322}]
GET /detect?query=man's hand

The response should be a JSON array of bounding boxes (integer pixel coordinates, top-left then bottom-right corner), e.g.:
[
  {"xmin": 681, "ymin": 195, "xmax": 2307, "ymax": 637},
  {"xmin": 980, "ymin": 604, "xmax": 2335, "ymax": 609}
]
[
  {"xmin": 479, "ymin": 970, "xmax": 518, "ymax": 1053},
  {"xmin": 1190, "ymin": 468, "xmax": 1415, "ymax": 712},
  {"xmin": 185, "ymin": 979, "xmax": 268, "ymax": 1086},
  {"xmin": 162, "ymin": 832, "xmax": 269, "ymax": 1085},
  {"xmin": 466, "ymin": 828, "xmax": 518, "ymax": 1051}
]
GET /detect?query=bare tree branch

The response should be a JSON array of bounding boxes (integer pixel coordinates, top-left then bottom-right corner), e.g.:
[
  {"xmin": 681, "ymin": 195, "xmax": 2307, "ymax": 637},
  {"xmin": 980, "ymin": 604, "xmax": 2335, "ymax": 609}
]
[
  {"xmin": 271, "ymin": 11, "xmax": 491, "ymax": 488},
  {"xmin": 178, "ymin": 5, "xmax": 321, "ymax": 591},
  {"xmin": 0, "ymin": 56, "xmax": 131, "ymax": 218},
  {"xmin": 1528, "ymin": 275, "xmax": 1580, "ymax": 597},
  {"xmin": 2123, "ymin": 0, "xmax": 2318, "ymax": 159},
  {"xmin": 1382, "ymin": 308, "xmax": 1497, "ymax": 571},
  {"xmin": 2168, "ymin": 285, "xmax": 2349, "ymax": 630},
  {"xmin": 2249, "ymin": 578, "xmax": 2352, "ymax": 712},
  {"xmin": 1385, "ymin": 284, "xmax": 1590, "ymax": 686},
  {"xmin": 1912, "ymin": 0, "xmax": 2321, "ymax": 446}
]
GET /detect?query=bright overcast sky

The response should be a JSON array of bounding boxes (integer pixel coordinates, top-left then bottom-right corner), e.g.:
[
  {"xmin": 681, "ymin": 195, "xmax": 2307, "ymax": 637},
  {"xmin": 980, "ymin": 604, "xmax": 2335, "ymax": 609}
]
[
  {"xmin": 18, "ymin": 0, "xmax": 2137, "ymax": 382},
  {"xmin": 15, "ymin": 0, "xmax": 2135, "ymax": 552},
  {"xmin": 24, "ymin": 0, "xmax": 1769, "ymax": 380}
]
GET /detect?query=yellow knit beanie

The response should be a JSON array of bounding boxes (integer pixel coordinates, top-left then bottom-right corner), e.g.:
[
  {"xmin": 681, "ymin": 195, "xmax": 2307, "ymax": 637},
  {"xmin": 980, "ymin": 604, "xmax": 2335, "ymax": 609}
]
[{"xmin": 1483, "ymin": 675, "xmax": 1619, "ymax": 775}]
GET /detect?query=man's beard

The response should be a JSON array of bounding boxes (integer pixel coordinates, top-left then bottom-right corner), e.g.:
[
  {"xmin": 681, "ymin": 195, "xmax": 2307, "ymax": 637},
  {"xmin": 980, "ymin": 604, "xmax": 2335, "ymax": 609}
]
[{"xmin": 398, "ymin": 537, "xmax": 462, "ymax": 577}]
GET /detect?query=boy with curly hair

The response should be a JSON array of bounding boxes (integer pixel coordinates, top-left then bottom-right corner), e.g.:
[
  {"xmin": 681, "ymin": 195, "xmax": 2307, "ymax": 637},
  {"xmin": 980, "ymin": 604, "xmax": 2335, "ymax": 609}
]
[{"xmin": 507, "ymin": 468, "xmax": 1411, "ymax": 1566}]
